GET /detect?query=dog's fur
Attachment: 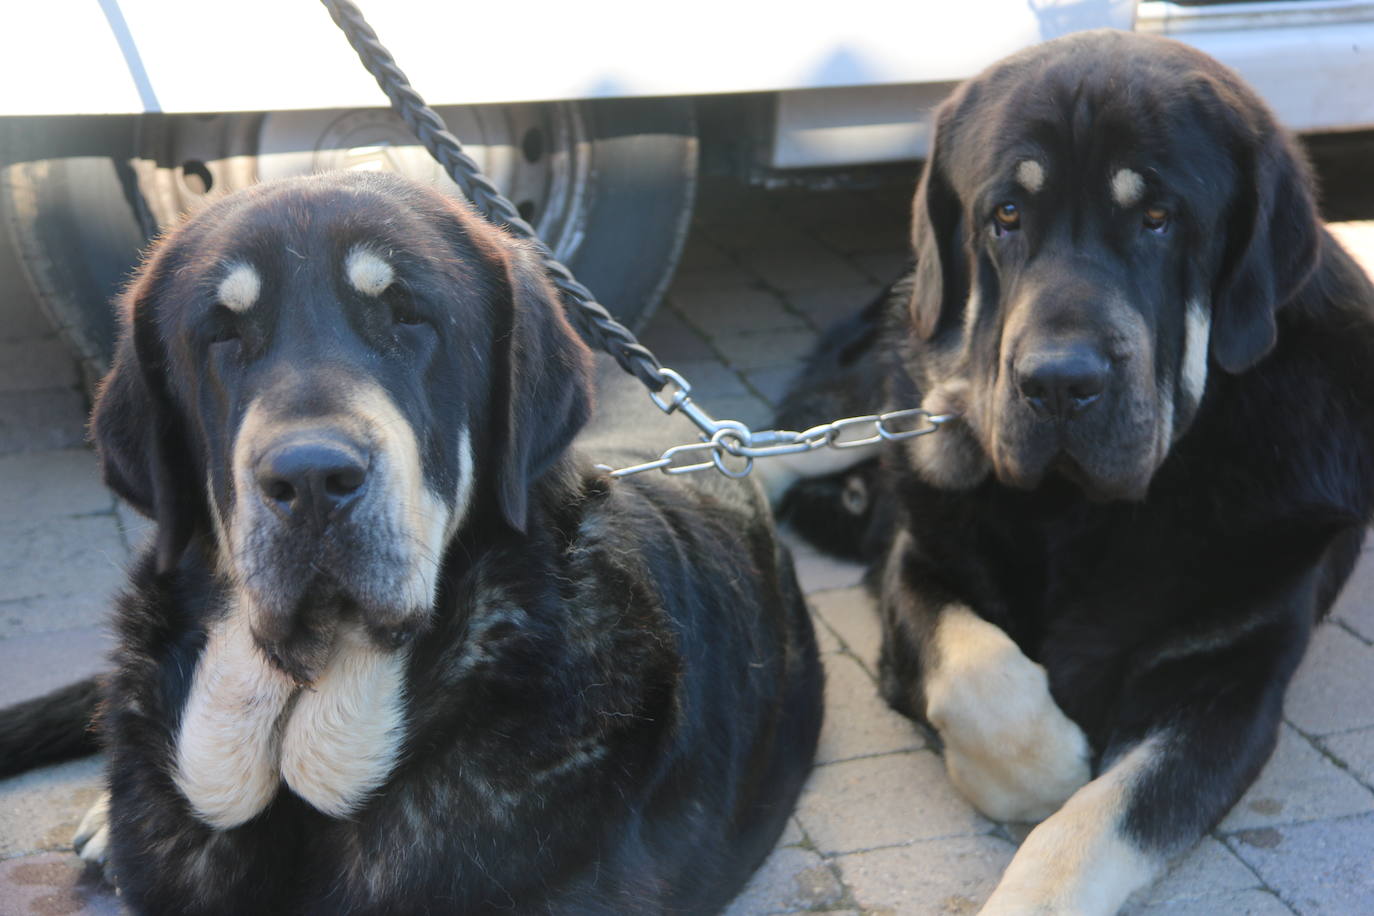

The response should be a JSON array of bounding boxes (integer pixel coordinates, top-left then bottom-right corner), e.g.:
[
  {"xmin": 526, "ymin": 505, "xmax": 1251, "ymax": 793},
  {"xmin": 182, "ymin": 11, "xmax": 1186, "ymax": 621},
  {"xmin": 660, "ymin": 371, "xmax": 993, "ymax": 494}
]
[
  {"xmin": 0, "ymin": 172, "xmax": 822, "ymax": 914},
  {"xmin": 776, "ymin": 29, "xmax": 1374, "ymax": 913}
]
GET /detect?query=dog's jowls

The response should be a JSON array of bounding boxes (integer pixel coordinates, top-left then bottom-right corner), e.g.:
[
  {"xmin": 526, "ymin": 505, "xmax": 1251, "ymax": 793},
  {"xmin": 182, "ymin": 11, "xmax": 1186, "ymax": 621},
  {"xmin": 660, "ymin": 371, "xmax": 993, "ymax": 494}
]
[
  {"xmin": 0, "ymin": 171, "xmax": 822, "ymax": 915},
  {"xmin": 777, "ymin": 29, "xmax": 1374, "ymax": 915}
]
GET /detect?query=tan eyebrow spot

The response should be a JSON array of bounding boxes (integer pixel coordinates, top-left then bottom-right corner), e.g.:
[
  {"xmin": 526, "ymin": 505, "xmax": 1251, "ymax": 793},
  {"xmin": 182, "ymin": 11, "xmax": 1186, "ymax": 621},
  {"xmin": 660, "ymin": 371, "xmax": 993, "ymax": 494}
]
[
  {"xmin": 346, "ymin": 247, "xmax": 395, "ymax": 297},
  {"xmin": 217, "ymin": 264, "xmax": 261, "ymax": 313},
  {"xmin": 1016, "ymin": 160, "xmax": 1046, "ymax": 194},
  {"xmin": 1112, "ymin": 169, "xmax": 1145, "ymax": 208}
]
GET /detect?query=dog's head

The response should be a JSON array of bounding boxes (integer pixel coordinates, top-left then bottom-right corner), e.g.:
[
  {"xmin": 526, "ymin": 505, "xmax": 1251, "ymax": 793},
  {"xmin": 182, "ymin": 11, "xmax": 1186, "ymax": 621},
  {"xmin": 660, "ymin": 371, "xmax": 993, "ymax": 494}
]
[
  {"xmin": 92, "ymin": 172, "xmax": 592, "ymax": 681},
  {"xmin": 904, "ymin": 29, "xmax": 1320, "ymax": 498}
]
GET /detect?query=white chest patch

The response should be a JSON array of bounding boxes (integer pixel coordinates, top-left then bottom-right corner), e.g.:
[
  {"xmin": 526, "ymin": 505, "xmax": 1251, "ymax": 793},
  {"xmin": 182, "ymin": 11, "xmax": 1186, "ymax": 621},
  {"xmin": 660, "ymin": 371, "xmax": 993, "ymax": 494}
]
[
  {"xmin": 173, "ymin": 608, "xmax": 296, "ymax": 830},
  {"xmin": 1016, "ymin": 160, "xmax": 1046, "ymax": 194},
  {"xmin": 174, "ymin": 609, "xmax": 410, "ymax": 827},
  {"xmin": 923, "ymin": 604, "xmax": 1091, "ymax": 823},
  {"xmin": 217, "ymin": 263, "xmax": 261, "ymax": 313},
  {"xmin": 346, "ymin": 247, "xmax": 395, "ymax": 297},
  {"xmin": 1111, "ymin": 169, "xmax": 1145, "ymax": 208},
  {"xmin": 279, "ymin": 627, "xmax": 409, "ymax": 819}
]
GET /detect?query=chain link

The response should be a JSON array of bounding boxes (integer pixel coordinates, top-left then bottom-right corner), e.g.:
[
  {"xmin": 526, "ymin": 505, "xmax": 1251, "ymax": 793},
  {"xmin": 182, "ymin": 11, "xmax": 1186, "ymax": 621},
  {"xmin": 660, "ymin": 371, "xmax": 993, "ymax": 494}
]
[
  {"xmin": 322, "ymin": 0, "xmax": 955, "ymax": 480},
  {"xmin": 596, "ymin": 368, "xmax": 956, "ymax": 478}
]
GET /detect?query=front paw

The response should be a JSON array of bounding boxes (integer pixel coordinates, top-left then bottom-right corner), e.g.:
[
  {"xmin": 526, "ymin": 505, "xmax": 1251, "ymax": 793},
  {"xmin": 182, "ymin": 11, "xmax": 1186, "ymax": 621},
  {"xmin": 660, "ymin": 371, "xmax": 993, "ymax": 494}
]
[
  {"xmin": 940, "ymin": 692, "xmax": 1091, "ymax": 824},
  {"xmin": 925, "ymin": 605, "xmax": 1091, "ymax": 822},
  {"xmin": 72, "ymin": 792, "xmax": 111, "ymax": 877}
]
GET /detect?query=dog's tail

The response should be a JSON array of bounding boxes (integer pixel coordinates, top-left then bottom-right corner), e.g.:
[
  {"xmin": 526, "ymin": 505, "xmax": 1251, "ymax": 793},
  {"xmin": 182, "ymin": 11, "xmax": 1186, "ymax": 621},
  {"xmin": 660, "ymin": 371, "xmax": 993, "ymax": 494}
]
[{"xmin": 0, "ymin": 678, "xmax": 102, "ymax": 779}]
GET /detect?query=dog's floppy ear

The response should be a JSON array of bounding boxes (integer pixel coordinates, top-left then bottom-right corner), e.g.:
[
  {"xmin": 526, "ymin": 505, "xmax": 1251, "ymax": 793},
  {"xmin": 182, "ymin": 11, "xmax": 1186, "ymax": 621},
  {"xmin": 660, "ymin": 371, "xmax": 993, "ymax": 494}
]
[
  {"xmin": 909, "ymin": 98, "xmax": 968, "ymax": 341},
  {"xmin": 492, "ymin": 243, "xmax": 594, "ymax": 532},
  {"xmin": 91, "ymin": 247, "xmax": 198, "ymax": 572},
  {"xmin": 1209, "ymin": 88, "xmax": 1321, "ymax": 374}
]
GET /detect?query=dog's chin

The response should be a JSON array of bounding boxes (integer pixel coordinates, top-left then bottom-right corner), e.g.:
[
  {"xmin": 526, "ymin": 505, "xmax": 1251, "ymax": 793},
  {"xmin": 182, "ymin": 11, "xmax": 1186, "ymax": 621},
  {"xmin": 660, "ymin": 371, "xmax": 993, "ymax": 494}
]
[
  {"xmin": 1050, "ymin": 456, "xmax": 1154, "ymax": 503},
  {"xmin": 992, "ymin": 443, "xmax": 1156, "ymax": 503},
  {"xmin": 250, "ymin": 582, "xmax": 424, "ymax": 686}
]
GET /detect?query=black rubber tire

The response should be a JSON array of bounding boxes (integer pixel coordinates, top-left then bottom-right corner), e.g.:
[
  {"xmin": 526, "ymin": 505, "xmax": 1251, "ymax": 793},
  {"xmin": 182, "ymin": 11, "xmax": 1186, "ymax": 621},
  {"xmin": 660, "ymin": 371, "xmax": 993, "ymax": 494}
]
[
  {"xmin": 567, "ymin": 97, "xmax": 697, "ymax": 330},
  {"xmin": 1, "ymin": 101, "xmax": 695, "ymax": 378},
  {"xmin": 1, "ymin": 116, "xmax": 150, "ymax": 384}
]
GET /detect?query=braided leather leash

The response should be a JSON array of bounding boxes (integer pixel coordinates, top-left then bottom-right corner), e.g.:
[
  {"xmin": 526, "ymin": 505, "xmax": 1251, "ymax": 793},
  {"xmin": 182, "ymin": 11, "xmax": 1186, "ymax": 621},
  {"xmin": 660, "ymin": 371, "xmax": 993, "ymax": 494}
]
[{"xmin": 320, "ymin": 0, "xmax": 953, "ymax": 476}]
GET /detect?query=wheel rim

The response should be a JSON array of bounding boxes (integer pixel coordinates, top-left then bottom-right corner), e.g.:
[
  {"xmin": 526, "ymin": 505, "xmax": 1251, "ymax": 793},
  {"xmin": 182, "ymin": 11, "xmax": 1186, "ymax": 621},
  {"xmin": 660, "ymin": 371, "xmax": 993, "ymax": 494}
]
[{"xmin": 137, "ymin": 102, "xmax": 592, "ymax": 262}]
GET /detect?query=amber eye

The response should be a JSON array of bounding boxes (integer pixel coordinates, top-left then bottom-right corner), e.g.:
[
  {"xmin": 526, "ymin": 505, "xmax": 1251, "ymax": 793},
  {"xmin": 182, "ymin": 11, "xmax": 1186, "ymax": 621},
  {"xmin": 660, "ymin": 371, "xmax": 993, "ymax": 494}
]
[
  {"xmin": 993, "ymin": 202, "xmax": 1021, "ymax": 233},
  {"xmin": 1143, "ymin": 205, "xmax": 1170, "ymax": 233}
]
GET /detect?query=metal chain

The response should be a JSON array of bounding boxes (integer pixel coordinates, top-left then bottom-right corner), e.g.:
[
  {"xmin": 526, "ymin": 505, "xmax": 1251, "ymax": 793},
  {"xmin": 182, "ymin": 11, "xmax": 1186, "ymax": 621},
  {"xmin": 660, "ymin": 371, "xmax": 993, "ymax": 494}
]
[
  {"xmin": 602, "ymin": 368, "xmax": 956, "ymax": 478},
  {"xmin": 321, "ymin": 0, "xmax": 952, "ymax": 478}
]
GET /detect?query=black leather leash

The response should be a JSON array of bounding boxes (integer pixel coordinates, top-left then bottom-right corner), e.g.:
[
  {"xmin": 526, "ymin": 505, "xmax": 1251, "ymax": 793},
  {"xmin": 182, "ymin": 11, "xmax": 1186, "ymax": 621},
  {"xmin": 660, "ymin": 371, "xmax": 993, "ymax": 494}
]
[{"xmin": 320, "ymin": 0, "xmax": 953, "ymax": 478}]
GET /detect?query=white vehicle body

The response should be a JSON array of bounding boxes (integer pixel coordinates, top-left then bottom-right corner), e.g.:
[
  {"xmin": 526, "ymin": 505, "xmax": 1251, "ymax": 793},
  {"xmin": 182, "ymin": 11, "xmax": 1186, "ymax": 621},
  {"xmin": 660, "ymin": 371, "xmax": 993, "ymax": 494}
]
[
  {"xmin": 10, "ymin": 0, "xmax": 1373, "ymax": 166},
  {"xmin": 3, "ymin": 0, "xmax": 1371, "ymax": 367}
]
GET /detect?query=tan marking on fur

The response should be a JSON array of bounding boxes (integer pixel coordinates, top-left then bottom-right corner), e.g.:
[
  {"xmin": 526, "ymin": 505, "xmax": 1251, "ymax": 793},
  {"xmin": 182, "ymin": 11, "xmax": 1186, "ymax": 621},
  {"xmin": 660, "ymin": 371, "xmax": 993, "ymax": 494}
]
[
  {"xmin": 228, "ymin": 399, "xmax": 272, "ymax": 593},
  {"xmin": 924, "ymin": 605, "xmax": 1091, "ymax": 822},
  {"xmin": 279, "ymin": 626, "xmax": 409, "ymax": 818},
  {"xmin": 173, "ymin": 607, "xmax": 297, "ymax": 829},
  {"xmin": 906, "ymin": 380, "xmax": 991, "ymax": 491},
  {"xmin": 981, "ymin": 736, "xmax": 1166, "ymax": 914},
  {"xmin": 346, "ymin": 247, "xmax": 395, "ymax": 297},
  {"xmin": 1182, "ymin": 298, "xmax": 1211, "ymax": 407},
  {"xmin": 1155, "ymin": 378, "xmax": 1176, "ymax": 467},
  {"xmin": 1112, "ymin": 169, "xmax": 1145, "ymax": 208},
  {"xmin": 217, "ymin": 263, "xmax": 261, "ymax": 313},
  {"xmin": 347, "ymin": 385, "xmax": 451, "ymax": 611},
  {"xmin": 1016, "ymin": 160, "xmax": 1046, "ymax": 194},
  {"xmin": 448, "ymin": 425, "xmax": 475, "ymax": 538}
]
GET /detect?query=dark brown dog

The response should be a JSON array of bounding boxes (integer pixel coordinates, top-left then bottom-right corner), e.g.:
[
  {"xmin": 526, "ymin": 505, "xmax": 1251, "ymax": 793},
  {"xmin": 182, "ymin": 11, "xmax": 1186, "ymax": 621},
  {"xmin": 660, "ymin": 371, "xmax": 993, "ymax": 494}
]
[{"xmin": 776, "ymin": 29, "xmax": 1374, "ymax": 913}]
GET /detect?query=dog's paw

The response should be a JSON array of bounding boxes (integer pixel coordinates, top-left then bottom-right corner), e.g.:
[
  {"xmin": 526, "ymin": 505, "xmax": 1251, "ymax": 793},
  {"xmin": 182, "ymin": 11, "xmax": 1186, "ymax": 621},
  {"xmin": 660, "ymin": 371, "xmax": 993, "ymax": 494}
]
[
  {"xmin": 925, "ymin": 605, "xmax": 1091, "ymax": 823},
  {"xmin": 73, "ymin": 792, "xmax": 111, "ymax": 873},
  {"xmin": 978, "ymin": 739, "xmax": 1165, "ymax": 915}
]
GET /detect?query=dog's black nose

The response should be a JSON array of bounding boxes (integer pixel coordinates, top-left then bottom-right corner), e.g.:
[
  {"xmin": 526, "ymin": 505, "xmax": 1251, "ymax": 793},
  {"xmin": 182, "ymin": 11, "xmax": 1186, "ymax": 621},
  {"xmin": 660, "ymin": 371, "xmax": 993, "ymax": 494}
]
[
  {"xmin": 1016, "ymin": 346, "xmax": 1110, "ymax": 418},
  {"xmin": 256, "ymin": 435, "xmax": 369, "ymax": 526}
]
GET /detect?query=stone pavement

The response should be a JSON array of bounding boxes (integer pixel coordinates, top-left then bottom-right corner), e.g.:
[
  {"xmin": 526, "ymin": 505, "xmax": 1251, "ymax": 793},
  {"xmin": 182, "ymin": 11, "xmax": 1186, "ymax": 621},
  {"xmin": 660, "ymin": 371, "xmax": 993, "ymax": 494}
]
[{"xmin": 2, "ymin": 176, "xmax": 1373, "ymax": 915}]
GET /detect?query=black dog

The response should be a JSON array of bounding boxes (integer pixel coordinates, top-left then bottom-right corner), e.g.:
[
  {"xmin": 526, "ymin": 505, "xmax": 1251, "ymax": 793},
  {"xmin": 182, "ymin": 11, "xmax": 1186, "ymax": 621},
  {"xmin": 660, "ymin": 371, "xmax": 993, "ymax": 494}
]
[
  {"xmin": 0, "ymin": 172, "xmax": 821, "ymax": 914},
  {"xmin": 774, "ymin": 29, "xmax": 1374, "ymax": 913}
]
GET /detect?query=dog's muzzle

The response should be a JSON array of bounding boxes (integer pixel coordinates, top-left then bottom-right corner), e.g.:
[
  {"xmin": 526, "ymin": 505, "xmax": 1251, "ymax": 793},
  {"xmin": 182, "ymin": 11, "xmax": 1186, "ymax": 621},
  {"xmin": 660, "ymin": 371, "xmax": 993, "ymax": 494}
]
[
  {"xmin": 990, "ymin": 323, "xmax": 1162, "ymax": 499},
  {"xmin": 229, "ymin": 412, "xmax": 443, "ymax": 682}
]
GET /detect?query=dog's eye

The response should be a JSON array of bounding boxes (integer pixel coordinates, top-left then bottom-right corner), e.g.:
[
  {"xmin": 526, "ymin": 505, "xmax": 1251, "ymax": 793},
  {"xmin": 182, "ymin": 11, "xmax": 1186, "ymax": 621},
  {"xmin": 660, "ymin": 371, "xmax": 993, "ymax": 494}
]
[
  {"xmin": 992, "ymin": 202, "xmax": 1021, "ymax": 235},
  {"xmin": 384, "ymin": 287, "xmax": 423, "ymax": 326},
  {"xmin": 206, "ymin": 306, "xmax": 241, "ymax": 344},
  {"xmin": 1143, "ymin": 205, "xmax": 1170, "ymax": 233}
]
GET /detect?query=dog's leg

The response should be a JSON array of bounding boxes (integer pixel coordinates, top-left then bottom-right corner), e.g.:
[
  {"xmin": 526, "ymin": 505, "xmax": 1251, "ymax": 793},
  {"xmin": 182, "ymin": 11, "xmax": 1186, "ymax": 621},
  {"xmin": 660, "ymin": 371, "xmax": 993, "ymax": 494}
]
[
  {"xmin": 878, "ymin": 533, "xmax": 1092, "ymax": 823},
  {"xmin": 980, "ymin": 607, "xmax": 1302, "ymax": 914},
  {"xmin": 920, "ymin": 603, "xmax": 1092, "ymax": 823},
  {"xmin": 979, "ymin": 736, "xmax": 1164, "ymax": 915}
]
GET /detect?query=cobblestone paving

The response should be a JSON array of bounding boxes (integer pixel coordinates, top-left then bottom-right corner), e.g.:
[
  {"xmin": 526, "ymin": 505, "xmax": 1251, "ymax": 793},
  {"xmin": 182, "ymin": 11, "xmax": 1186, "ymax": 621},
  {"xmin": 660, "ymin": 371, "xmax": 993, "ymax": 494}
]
[{"xmin": 1, "ymin": 176, "xmax": 1372, "ymax": 914}]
